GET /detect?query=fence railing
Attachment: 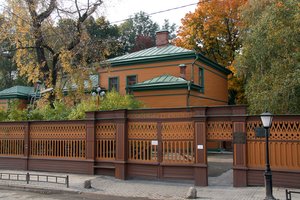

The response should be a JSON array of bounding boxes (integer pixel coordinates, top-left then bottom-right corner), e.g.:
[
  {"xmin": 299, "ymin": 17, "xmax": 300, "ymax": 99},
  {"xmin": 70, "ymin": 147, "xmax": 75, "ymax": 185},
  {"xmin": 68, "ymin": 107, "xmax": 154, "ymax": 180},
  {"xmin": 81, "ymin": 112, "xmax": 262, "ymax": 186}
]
[
  {"xmin": 0, "ymin": 107, "xmax": 298, "ymax": 188},
  {"xmin": 0, "ymin": 172, "xmax": 69, "ymax": 188},
  {"xmin": 246, "ymin": 119, "xmax": 300, "ymax": 170},
  {"xmin": 286, "ymin": 189, "xmax": 300, "ymax": 200}
]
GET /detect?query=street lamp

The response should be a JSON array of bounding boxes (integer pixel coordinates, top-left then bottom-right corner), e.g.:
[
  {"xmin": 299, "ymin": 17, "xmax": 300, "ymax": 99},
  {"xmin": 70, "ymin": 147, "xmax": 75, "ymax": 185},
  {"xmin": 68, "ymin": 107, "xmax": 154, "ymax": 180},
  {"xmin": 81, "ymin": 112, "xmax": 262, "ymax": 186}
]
[
  {"xmin": 260, "ymin": 111, "xmax": 276, "ymax": 200},
  {"xmin": 92, "ymin": 87, "xmax": 105, "ymax": 108}
]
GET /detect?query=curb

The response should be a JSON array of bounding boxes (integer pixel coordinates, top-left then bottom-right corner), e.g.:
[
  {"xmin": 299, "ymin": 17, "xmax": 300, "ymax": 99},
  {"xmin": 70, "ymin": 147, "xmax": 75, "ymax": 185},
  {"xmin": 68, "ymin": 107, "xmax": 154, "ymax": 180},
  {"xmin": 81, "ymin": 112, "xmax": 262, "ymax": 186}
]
[{"xmin": 0, "ymin": 183, "xmax": 81, "ymax": 195}]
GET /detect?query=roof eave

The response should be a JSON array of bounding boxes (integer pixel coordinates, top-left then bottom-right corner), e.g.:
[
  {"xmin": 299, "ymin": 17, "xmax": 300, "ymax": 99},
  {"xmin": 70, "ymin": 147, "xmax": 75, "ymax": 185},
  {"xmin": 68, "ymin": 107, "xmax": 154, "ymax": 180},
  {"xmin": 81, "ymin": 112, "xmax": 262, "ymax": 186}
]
[
  {"xmin": 196, "ymin": 53, "xmax": 232, "ymax": 75},
  {"xmin": 129, "ymin": 83, "xmax": 202, "ymax": 92},
  {"xmin": 107, "ymin": 52, "xmax": 196, "ymax": 67},
  {"xmin": 0, "ymin": 94, "xmax": 30, "ymax": 99}
]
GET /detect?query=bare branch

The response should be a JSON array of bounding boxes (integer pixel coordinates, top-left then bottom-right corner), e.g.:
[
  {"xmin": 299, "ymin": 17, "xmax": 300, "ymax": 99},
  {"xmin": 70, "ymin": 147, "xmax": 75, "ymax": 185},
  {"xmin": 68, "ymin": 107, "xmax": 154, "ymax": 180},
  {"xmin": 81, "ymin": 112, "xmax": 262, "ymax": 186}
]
[
  {"xmin": 75, "ymin": 0, "xmax": 82, "ymax": 19},
  {"xmin": 37, "ymin": 0, "xmax": 56, "ymax": 23}
]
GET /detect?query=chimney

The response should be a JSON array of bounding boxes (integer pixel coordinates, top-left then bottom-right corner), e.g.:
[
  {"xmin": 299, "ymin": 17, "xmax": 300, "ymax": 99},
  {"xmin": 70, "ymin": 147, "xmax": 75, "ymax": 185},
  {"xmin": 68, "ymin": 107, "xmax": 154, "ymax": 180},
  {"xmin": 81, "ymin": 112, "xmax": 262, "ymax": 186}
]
[
  {"xmin": 156, "ymin": 30, "xmax": 169, "ymax": 47},
  {"xmin": 179, "ymin": 64, "xmax": 187, "ymax": 79}
]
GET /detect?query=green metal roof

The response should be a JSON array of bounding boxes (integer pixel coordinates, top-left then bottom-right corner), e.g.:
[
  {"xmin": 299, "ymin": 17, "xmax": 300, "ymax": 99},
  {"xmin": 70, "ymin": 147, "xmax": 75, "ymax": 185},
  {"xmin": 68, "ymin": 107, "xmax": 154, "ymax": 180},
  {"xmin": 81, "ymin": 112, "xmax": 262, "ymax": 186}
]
[
  {"xmin": 0, "ymin": 86, "xmax": 34, "ymax": 99},
  {"xmin": 128, "ymin": 74, "xmax": 202, "ymax": 91},
  {"xmin": 107, "ymin": 45, "xmax": 195, "ymax": 66},
  {"xmin": 63, "ymin": 74, "xmax": 99, "ymax": 92},
  {"xmin": 105, "ymin": 44, "xmax": 231, "ymax": 75}
]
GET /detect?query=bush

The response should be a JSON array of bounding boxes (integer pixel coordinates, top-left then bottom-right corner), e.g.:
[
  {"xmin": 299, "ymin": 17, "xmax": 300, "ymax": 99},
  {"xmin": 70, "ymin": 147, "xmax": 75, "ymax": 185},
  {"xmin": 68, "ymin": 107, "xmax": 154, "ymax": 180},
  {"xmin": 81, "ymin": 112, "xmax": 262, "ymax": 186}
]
[
  {"xmin": 68, "ymin": 98, "xmax": 97, "ymax": 120},
  {"xmin": 99, "ymin": 90, "xmax": 142, "ymax": 111},
  {"xmin": 39, "ymin": 101, "xmax": 71, "ymax": 120},
  {"xmin": 7, "ymin": 100, "xmax": 27, "ymax": 121},
  {"xmin": 0, "ymin": 109, "xmax": 8, "ymax": 121},
  {"xmin": 0, "ymin": 91, "xmax": 142, "ymax": 121}
]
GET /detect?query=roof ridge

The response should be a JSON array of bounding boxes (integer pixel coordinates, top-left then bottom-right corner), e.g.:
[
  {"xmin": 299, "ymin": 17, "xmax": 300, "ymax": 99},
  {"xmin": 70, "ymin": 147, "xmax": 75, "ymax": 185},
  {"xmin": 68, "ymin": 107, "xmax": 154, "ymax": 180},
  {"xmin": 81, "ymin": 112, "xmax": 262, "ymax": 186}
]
[{"xmin": 107, "ymin": 44, "xmax": 194, "ymax": 63}]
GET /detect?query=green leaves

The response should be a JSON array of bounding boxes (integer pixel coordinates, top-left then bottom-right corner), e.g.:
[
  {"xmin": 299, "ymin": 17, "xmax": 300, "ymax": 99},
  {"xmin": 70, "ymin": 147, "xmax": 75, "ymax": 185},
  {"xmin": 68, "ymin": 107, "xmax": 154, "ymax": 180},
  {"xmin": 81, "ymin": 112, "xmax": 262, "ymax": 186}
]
[
  {"xmin": 99, "ymin": 89, "xmax": 142, "ymax": 111},
  {"xmin": 236, "ymin": 0, "xmax": 300, "ymax": 114},
  {"xmin": 0, "ymin": 91, "xmax": 143, "ymax": 121}
]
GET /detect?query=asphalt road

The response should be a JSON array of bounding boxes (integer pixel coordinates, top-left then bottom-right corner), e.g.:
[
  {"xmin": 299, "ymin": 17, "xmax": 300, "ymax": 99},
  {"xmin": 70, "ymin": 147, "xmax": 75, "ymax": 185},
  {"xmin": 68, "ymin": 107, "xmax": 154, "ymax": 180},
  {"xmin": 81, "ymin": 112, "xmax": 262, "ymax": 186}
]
[
  {"xmin": 207, "ymin": 153, "xmax": 233, "ymax": 177},
  {"xmin": 0, "ymin": 188, "xmax": 150, "ymax": 200}
]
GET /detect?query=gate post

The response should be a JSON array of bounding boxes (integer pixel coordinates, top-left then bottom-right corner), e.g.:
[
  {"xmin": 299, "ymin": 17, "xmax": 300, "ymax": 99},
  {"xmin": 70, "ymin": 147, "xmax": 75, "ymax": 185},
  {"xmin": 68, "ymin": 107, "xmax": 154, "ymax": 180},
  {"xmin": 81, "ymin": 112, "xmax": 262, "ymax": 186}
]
[
  {"xmin": 232, "ymin": 107, "xmax": 248, "ymax": 187},
  {"xmin": 86, "ymin": 111, "xmax": 96, "ymax": 174},
  {"xmin": 24, "ymin": 122, "xmax": 30, "ymax": 171},
  {"xmin": 115, "ymin": 110, "xmax": 128, "ymax": 180},
  {"xmin": 193, "ymin": 108, "xmax": 208, "ymax": 186}
]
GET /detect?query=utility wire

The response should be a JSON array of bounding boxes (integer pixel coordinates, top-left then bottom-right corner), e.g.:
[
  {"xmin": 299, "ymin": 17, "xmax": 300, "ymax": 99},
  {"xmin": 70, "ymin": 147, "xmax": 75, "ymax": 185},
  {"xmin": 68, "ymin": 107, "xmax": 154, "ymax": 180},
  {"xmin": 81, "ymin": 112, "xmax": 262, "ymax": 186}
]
[
  {"xmin": 110, "ymin": 2, "xmax": 199, "ymax": 24},
  {"xmin": 0, "ymin": 1, "xmax": 202, "ymax": 53}
]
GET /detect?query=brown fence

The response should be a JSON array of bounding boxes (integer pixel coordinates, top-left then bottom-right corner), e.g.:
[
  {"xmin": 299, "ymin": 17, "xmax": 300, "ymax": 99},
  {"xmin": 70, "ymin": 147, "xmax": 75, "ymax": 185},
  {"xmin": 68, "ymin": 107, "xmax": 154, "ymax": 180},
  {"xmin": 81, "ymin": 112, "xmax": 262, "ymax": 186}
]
[{"xmin": 0, "ymin": 106, "xmax": 299, "ymax": 188}]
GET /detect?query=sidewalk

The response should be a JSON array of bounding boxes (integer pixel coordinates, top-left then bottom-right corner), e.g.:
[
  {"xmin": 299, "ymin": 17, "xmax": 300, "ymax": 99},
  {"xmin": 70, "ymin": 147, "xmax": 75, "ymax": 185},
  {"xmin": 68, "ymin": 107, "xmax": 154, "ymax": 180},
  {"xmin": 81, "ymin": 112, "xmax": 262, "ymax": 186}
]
[{"xmin": 0, "ymin": 169, "xmax": 292, "ymax": 200}]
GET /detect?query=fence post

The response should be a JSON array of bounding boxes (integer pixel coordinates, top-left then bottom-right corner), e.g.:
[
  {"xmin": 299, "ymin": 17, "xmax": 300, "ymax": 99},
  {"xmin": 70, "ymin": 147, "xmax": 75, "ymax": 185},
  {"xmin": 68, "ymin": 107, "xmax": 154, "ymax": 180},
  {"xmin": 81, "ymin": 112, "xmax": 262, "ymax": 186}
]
[
  {"xmin": 232, "ymin": 106, "xmax": 248, "ymax": 187},
  {"xmin": 66, "ymin": 175, "xmax": 69, "ymax": 188},
  {"xmin": 26, "ymin": 172, "xmax": 29, "ymax": 184},
  {"xmin": 24, "ymin": 122, "xmax": 30, "ymax": 171},
  {"xmin": 193, "ymin": 107, "xmax": 208, "ymax": 186},
  {"xmin": 157, "ymin": 121, "xmax": 163, "ymax": 179},
  {"xmin": 115, "ymin": 110, "xmax": 128, "ymax": 180},
  {"xmin": 86, "ymin": 111, "xmax": 96, "ymax": 175}
]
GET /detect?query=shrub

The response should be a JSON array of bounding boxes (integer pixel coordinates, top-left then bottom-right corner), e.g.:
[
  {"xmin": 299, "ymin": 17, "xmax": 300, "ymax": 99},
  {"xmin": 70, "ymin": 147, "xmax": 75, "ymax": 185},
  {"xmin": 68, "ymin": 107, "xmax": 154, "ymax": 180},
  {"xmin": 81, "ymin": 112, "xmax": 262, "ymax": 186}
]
[
  {"xmin": 68, "ymin": 98, "xmax": 97, "ymax": 120},
  {"xmin": 99, "ymin": 90, "xmax": 142, "ymax": 111},
  {"xmin": 7, "ymin": 100, "xmax": 27, "ymax": 121},
  {"xmin": 39, "ymin": 101, "xmax": 71, "ymax": 120},
  {"xmin": 0, "ymin": 109, "xmax": 8, "ymax": 122}
]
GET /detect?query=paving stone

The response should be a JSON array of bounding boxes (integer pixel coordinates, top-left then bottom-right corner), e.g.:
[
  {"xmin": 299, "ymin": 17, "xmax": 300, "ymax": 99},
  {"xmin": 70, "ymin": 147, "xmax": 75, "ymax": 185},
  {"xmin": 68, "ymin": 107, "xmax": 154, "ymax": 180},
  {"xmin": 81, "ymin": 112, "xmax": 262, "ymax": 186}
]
[{"xmin": 0, "ymin": 169, "xmax": 290, "ymax": 200}]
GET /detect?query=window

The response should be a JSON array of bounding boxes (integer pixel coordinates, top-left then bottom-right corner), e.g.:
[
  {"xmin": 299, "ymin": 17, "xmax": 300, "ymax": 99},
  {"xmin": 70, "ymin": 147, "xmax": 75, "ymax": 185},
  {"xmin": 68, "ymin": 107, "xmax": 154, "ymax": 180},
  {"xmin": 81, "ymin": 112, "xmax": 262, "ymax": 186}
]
[
  {"xmin": 108, "ymin": 77, "xmax": 119, "ymax": 91},
  {"xmin": 126, "ymin": 75, "xmax": 137, "ymax": 94},
  {"xmin": 198, "ymin": 67, "xmax": 204, "ymax": 93}
]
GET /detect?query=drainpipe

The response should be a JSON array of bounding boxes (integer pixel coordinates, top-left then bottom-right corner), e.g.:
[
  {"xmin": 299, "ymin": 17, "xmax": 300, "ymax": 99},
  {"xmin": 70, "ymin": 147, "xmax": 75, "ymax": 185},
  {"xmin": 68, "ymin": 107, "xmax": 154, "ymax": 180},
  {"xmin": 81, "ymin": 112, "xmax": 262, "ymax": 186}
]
[
  {"xmin": 187, "ymin": 81, "xmax": 191, "ymax": 107},
  {"xmin": 191, "ymin": 53, "xmax": 199, "ymax": 83}
]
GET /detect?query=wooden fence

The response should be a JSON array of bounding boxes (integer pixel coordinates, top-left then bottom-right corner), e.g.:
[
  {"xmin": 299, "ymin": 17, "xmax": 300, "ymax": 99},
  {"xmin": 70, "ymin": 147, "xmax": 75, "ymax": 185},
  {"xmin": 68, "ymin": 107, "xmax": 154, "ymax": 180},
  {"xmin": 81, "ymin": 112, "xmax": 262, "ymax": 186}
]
[{"xmin": 0, "ymin": 106, "xmax": 299, "ymax": 188}]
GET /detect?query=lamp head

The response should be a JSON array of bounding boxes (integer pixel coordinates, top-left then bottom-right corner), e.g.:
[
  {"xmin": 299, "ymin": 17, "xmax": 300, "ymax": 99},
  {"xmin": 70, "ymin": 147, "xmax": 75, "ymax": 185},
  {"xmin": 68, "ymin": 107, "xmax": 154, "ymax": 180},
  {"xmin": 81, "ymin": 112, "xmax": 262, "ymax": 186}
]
[
  {"xmin": 100, "ymin": 91, "xmax": 105, "ymax": 97},
  {"xmin": 260, "ymin": 111, "xmax": 273, "ymax": 128}
]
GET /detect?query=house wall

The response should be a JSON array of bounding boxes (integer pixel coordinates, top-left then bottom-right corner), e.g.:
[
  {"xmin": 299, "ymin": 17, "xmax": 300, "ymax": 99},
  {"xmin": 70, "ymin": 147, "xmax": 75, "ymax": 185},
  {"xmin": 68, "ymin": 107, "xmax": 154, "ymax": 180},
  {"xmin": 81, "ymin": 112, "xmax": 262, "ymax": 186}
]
[
  {"xmin": 0, "ymin": 99, "xmax": 28, "ymax": 111},
  {"xmin": 99, "ymin": 58, "xmax": 229, "ymax": 108},
  {"xmin": 99, "ymin": 59, "xmax": 194, "ymax": 95},
  {"xmin": 0, "ymin": 99, "xmax": 8, "ymax": 111},
  {"xmin": 133, "ymin": 89, "xmax": 188, "ymax": 108},
  {"xmin": 193, "ymin": 61, "xmax": 228, "ymax": 104}
]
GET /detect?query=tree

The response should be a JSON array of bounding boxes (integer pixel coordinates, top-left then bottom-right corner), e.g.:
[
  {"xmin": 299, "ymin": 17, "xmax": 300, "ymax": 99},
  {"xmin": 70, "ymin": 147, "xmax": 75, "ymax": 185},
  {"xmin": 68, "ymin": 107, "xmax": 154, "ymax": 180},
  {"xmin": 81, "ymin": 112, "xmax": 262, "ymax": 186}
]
[
  {"xmin": 175, "ymin": 0, "xmax": 247, "ymax": 66},
  {"xmin": 118, "ymin": 11, "xmax": 176, "ymax": 53},
  {"xmin": 85, "ymin": 16, "xmax": 124, "ymax": 59},
  {"xmin": 118, "ymin": 11, "xmax": 159, "ymax": 52},
  {"xmin": 236, "ymin": 0, "xmax": 300, "ymax": 114},
  {"xmin": 174, "ymin": 0, "xmax": 247, "ymax": 104},
  {"xmin": 0, "ymin": 15, "xmax": 27, "ymax": 90},
  {"xmin": 0, "ymin": 0, "xmax": 105, "ymax": 103}
]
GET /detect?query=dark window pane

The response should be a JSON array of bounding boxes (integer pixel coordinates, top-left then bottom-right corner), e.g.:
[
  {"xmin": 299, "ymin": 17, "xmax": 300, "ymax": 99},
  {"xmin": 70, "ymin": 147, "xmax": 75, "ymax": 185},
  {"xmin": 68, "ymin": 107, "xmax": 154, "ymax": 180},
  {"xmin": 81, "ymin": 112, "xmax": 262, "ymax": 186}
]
[{"xmin": 109, "ymin": 77, "xmax": 119, "ymax": 91}]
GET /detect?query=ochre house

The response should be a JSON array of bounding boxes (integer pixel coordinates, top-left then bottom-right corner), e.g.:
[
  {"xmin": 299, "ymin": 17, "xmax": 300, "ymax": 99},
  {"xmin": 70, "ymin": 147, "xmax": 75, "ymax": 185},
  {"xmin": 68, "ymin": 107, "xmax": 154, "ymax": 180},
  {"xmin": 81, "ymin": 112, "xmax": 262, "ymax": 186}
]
[
  {"xmin": 99, "ymin": 31, "xmax": 231, "ymax": 108},
  {"xmin": 0, "ymin": 86, "xmax": 34, "ymax": 110}
]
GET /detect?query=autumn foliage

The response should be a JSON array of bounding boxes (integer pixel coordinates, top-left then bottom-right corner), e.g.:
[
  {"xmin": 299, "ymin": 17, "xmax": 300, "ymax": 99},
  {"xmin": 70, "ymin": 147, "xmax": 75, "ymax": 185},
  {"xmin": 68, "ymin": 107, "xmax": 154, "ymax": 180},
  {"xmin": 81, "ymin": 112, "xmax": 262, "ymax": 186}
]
[
  {"xmin": 175, "ymin": 0, "xmax": 247, "ymax": 66},
  {"xmin": 175, "ymin": 0, "xmax": 247, "ymax": 104}
]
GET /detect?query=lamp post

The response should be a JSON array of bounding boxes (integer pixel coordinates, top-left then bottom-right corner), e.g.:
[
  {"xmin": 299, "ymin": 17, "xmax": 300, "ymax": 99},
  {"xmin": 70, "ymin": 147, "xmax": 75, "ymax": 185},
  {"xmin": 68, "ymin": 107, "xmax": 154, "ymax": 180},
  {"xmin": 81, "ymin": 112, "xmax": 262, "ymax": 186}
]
[
  {"xmin": 260, "ymin": 111, "xmax": 276, "ymax": 200},
  {"xmin": 92, "ymin": 87, "xmax": 105, "ymax": 108}
]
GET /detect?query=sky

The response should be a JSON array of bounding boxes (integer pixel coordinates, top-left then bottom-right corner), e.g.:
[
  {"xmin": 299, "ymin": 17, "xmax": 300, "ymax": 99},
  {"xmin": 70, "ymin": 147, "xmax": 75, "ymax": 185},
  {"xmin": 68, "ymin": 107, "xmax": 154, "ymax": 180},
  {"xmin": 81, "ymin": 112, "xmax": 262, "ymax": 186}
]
[
  {"xmin": 0, "ymin": 0, "xmax": 198, "ymax": 28},
  {"xmin": 101, "ymin": 0, "xmax": 198, "ymax": 28}
]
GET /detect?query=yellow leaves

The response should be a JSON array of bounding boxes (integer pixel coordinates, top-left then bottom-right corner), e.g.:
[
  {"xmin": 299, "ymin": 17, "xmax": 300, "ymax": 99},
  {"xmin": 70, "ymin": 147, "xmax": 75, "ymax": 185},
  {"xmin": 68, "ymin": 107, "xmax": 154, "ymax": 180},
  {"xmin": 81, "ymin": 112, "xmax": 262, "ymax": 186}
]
[{"xmin": 59, "ymin": 50, "xmax": 74, "ymax": 73}]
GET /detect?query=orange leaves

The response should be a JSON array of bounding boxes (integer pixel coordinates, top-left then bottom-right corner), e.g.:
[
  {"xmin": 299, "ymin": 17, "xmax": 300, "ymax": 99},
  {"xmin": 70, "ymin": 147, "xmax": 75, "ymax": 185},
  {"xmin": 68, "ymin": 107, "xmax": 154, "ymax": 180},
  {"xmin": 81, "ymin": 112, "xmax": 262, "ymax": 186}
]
[{"xmin": 175, "ymin": 0, "xmax": 247, "ymax": 66}]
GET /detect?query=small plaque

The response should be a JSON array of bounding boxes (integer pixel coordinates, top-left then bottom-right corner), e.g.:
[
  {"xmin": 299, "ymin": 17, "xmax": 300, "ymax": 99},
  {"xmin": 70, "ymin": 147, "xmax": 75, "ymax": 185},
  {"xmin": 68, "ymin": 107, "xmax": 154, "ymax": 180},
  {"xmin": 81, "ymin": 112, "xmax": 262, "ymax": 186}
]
[
  {"xmin": 197, "ymin": 145, "xmax": 204, "ymax": 150},
  {"xmin": 233, "ymin": 132, "xmax": 246, "ymax": 144},
  {"xmin": 151, "ymin": 140, "xmax": 158, "ymax": 145},
  {"xmin": 255, "ymin": 127, "xmax": 267, "ymax": 138}
]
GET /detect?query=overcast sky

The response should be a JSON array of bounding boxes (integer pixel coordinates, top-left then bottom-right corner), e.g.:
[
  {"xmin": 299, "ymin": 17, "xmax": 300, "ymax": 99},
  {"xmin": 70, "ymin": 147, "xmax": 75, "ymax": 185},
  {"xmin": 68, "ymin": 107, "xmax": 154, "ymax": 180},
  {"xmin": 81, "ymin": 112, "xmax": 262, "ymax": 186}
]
[
  {"xmin": 102, "ymin": 0, "xmax": 198, "ymax": 27},
  {"xmin": 0, "ymin": 0, "xmax": 198, "ymax": 28}
]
